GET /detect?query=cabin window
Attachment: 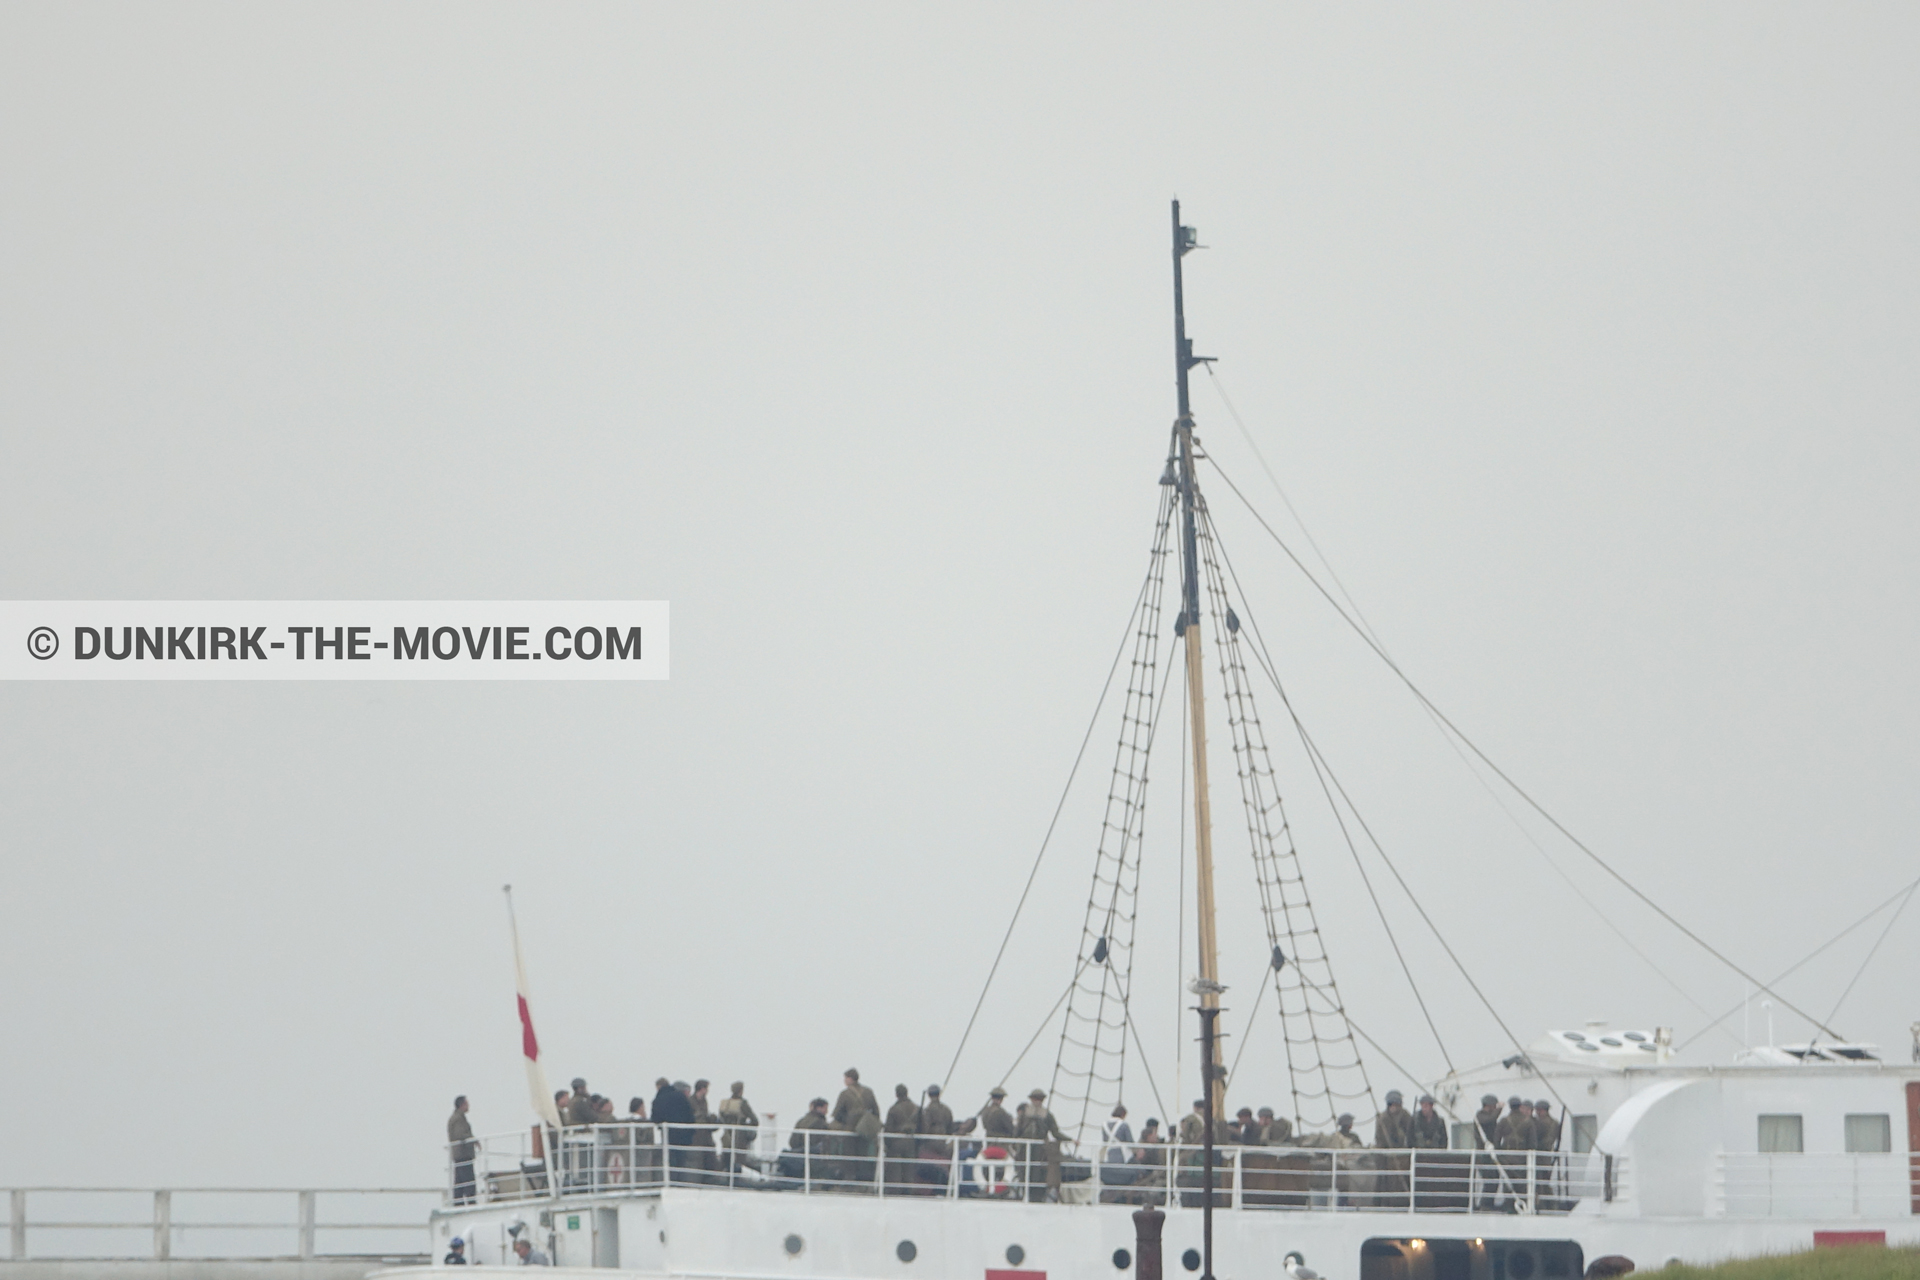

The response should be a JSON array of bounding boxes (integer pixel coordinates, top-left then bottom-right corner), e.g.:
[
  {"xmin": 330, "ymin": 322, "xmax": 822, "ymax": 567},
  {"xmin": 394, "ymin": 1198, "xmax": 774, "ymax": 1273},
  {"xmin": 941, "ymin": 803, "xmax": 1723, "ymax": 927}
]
[
  {"xmin": 1571, "ymin": 1115, "xmax": 1598, "ymax": 1154},
  {"xmin": 1845, "ymin": 1114, "xmax": 1891, "ymax": 1153},
  {"xmin": 1757, "ymin": 1114, "xmax": 1803, "ymax": 1153}
]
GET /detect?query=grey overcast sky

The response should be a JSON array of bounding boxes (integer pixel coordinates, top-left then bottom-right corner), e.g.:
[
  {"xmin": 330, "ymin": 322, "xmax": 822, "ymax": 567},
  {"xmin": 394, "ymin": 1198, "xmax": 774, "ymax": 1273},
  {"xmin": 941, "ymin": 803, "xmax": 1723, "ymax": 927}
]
[{"xmin": 3, "ymin": 4, "xmax": 1917, "ymax": 1187}]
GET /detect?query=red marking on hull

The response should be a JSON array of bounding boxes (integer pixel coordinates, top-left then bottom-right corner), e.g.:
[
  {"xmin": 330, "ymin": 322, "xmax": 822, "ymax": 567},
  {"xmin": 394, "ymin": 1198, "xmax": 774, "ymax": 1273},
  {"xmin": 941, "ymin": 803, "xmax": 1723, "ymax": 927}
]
[{"xmin": 1814, "ymin": 1231, "xmax": 1886, "ymax": 1248}]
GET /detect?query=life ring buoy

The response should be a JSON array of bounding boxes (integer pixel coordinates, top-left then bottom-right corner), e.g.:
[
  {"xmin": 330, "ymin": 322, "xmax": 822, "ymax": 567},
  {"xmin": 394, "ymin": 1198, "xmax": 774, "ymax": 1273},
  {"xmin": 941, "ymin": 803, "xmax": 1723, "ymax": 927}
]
[
  {"xmin": 971, "ymin": 1145, "xmax": 1019, "ymax": 1197},
  {"xmin": 607, "ymin": 1153, "xmax": 627, "ymax": 1184}
]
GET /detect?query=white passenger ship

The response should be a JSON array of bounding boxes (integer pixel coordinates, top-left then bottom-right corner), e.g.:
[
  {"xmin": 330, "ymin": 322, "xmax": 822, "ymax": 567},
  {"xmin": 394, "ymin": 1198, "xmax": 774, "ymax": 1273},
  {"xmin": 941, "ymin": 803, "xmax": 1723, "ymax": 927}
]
[{"xmin": 397, "ymin": 206, "xmax": 1920, "ymax": 1280}]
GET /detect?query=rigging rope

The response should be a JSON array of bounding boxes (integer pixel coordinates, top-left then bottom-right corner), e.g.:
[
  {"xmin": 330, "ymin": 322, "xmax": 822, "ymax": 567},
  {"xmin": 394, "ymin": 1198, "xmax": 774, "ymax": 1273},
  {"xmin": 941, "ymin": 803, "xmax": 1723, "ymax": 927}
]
[
  {"xmin": 1194, "ymin": 494, "xmax": 1377, "ymax": 1126},
  {"xmin": 1051, "ymin": 485, "xmax": 1177, "ymax": 1137},
  {"xmin": 1821, "ymin": 876, "xmax": 1920, "ymax": 1031},
  {"xmin": 1679, "ymin": 872, "xmax": 1920, "ymax": 1051},
  {"xmin": 1001, "ymin": 959, "xmax": 1091, "ymax": 1092},
  {"xmin": 1204, "ymin": 455, "xmax": 1851, "ymax": 1045},
  {"xmin": 942, "ymin": 566, "xmax": 1156, "ymax": 1094},
  {"xmin": 1203, "ymin": 373, "xmax": 1733, "ymax": 1039},
  {"xmin": 1203, "ymin": 504, "xmax": 1455, "ymax": 1074},
  {"xmin": 1204, "ymin": 508, "xmax": 1596, "ymax": 1145}
]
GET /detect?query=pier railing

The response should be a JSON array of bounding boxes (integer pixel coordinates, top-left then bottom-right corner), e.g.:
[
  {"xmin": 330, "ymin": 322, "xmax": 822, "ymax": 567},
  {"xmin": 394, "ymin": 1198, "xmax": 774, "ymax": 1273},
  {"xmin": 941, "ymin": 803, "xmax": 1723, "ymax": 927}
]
[
  {"xmin": 450, "ymin": 1123, "xmax": 1618, "ymax": 1216},
  {"xmin": 1, "ymin": 1187, "xmax": 438, "ymax": 1261}
]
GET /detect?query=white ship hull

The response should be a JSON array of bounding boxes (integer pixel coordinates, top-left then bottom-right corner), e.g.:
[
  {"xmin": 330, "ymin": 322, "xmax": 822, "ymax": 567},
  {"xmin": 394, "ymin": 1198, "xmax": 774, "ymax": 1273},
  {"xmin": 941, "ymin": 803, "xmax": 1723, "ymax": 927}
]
[{"xmin": 395, "ymin": 1185, "xmax": 1919, "ymax": 1280}]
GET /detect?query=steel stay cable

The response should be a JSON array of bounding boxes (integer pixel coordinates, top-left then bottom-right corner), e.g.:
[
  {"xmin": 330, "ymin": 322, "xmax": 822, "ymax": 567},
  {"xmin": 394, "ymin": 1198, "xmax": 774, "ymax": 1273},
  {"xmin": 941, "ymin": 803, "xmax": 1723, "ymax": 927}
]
[
  {"xmin": 1202, "ymin": 365, "xmax": 1385, "ymax": 649},
  {"xmin": 1000, "ymin": 957, "xmax": 1093, "ymax": 1096},
  {"xmin": 1205, "ymin": 454, "xmax": 1849, "ymax": 1044},
  {"xmin": 1678, "ymin": 872, "xmax": 1920, "ymax": 1051},
  {"xmin": 943, "ymin": 563, "xmax": 1157, "ymax": 1094},
  {"xmin": 1193, "ymin": 507, "xmax": 1379, "ymax": 1124},
  {"xmin": 1205, "ymin": 515, "xmax": 1596, "ymax": 1150},
  {"xmin": 1821, "ymin": 876, "xmax": 1920, "ymax": 1031},
  {"xmin": 1203, "ymin": 504, "xmax": 1454, "ymax": 1073},
  {"xmin": 1197, "ymin": 400, "xmax": 1729, "ymax": 1039},
  {"xmin": 1123, "ymin": 1007, "xmax": 1170, "ymax": 1126}
]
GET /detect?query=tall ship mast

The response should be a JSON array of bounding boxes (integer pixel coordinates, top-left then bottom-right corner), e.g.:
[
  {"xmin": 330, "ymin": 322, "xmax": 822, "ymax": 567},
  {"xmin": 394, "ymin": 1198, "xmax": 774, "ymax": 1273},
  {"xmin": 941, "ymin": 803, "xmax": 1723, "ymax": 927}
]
[{"xmin": 1172, "ymin": 198, "xmax": 1226, "ymax": 1126}]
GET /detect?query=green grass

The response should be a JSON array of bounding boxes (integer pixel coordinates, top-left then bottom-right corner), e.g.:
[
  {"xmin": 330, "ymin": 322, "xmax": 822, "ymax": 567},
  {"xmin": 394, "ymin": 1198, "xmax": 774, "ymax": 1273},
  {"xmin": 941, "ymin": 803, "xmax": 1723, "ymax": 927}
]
[{"xmin": 1657, "ymin": 1245, "xmax": 1920, "ymax": 1279}]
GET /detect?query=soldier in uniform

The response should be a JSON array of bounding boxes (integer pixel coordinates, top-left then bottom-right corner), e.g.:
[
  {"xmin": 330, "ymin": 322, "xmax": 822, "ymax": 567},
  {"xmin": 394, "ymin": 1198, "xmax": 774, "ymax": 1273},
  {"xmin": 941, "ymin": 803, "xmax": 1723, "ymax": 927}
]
[
  {"xmin": 1496, "ymin": 1097, "xmax": 1533, "ymax": 1149},
  {"xmin": 919, "ymin": 1085, "xmax": 954, "ymax": 1134},
  {"xmin": 448, "ymin": 1096, "xmax": 477, "ymax": 1204},
  {"xmin": 560, "ymin": 1079, "xmax": 596, "ymax": 1188},
  {"xmin": 1018, "ymin": 1089, "xmax": 1066, "ymax": 1202},
  {"xmin": 1233, "ymin": 1107, "xmax": 1259, "ymax": 1144},
  {"xmin": 883, "ymin": 1085, "xmax": 921, "ymax": 1191},
  {"xmin": 1177, "ymin": 1099, "xmax": 1206, "ymax": 1147},
  {"xmin": 1495, "ymin": 1096, "xmax": 1533, "ymax": 1212},
  {"xmin": 688, "ymin": 1080, "xmax": 718, "ymax": 1178},
  {"xmin": 1329, "ymin": 1113, "xmax": 1364, "ymax": 1207},
  {"xmin": 1409, "ymin": 1095, "xmax": 1449, "ymax": 1210},
  {"xmin": 1532, "ymin": 1100, "xmax": 1560, "ymax": 1151},
  {"xmin": 1532, "ymin": 1099, "xmax": 1560, "ymax": 1209},
  {"xmin": 717, "ymin": 1081, "xmax": 758, "ymax": 1167},
  {"xmin": 1257, "ymin": 1106, "xmax": 1293, "ymax": 1147},
  {"xmin": 1472, "ymin": 1093, "xmax": 1503, "ymax": 1211},
  {"xmin": 566, "ymin": 1078, "xmax": 596, "ymax": 1126},
  {"xmin": 785, "ymin": 1097, "xmax": 834, "ymax": 1184},
  {"xmin": 1372, "ymin": 1091, "xmax": 1414, "ymax": 1209},
  {"xmin": 961, "ymin": 1086, "xmax": 1015, "ymax": 1139},
  {"xmin": 833, "ymin": 1069, "xmax": 878, "ymax": 1130},
  {"xmin": 915, "ymin": 1084, "xmax": 955, "ymax": 1189},
  {"xmin": 851, "ymin": 1106, "xmax": 883, "ymax": 1188},
  {"xmin": 1373, "ymin": 1091, "xmax": 1413, "ymax": 1149}
]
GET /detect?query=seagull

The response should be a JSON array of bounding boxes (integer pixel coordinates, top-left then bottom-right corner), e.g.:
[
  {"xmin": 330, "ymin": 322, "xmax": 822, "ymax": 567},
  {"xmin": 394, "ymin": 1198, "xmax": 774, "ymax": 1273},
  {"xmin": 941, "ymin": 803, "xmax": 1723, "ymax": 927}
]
[{"xmin": 1283, "ymin": 1251, "xmax": 1319, "ymax": 1280}]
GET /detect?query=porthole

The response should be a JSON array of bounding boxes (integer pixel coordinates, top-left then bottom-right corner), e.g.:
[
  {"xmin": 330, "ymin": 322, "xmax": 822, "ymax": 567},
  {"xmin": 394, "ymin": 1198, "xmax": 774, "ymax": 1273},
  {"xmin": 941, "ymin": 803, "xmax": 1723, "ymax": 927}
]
[
  {"xmin": 1600, "ymin": 1037, "xmax": 1622, "ymax": 1047},
  {"xmin": 1637, "ymin": 1043, "xmax": 1657, "ymax": 1053},
  {"xmin": 1564, "ymin": 1032, "xmax": 1586, "ymax": 1042},
  {"xmin": 1181, "ymin": 1248, "xmax": 1202, "ymax": 1272},
  {"xmin": 897, "ymin": 1241, "xmax": 917, "ymax": 1263},
  {"xmin": 784, "ymin": 1234, "xmax": 804, "ymax": 1257},
  {"xmin": 1576, "ymin": 1043, "xmax": 1600, "ymax": 1052},
  {"xmin": 1006, "ymin": 1245, "xmax": 1026, "ymax": 1266},
  {"xmin": 1112, "ymin": 1249, "xmax": 1132, "ymax": 1270},
  {"xmin": 1624, "ymin": 1032, "xmax": 1647, "ymax": 1043}
]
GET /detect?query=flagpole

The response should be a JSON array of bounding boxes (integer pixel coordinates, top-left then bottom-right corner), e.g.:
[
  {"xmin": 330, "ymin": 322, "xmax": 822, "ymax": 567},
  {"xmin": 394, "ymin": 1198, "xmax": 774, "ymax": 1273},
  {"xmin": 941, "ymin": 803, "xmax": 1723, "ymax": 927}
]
[{"xmin": 506, "ymin": 885, "xmax": 565, "ymax": 1150}]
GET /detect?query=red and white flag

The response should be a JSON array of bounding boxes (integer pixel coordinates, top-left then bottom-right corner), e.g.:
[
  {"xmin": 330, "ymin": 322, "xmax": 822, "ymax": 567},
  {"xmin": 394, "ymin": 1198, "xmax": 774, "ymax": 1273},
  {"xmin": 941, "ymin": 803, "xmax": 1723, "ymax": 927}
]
[{"xmin": 506, "ymin": 887, "xmax": 563, "ymax": 1131}]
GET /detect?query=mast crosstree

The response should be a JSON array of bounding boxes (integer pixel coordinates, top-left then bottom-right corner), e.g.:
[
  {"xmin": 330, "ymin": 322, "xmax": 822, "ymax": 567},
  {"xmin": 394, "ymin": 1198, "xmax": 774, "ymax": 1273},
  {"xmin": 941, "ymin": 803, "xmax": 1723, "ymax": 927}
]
[{"xmin": 1049, "ymin": 204, "xmax": 1373, "ymax": 1144}]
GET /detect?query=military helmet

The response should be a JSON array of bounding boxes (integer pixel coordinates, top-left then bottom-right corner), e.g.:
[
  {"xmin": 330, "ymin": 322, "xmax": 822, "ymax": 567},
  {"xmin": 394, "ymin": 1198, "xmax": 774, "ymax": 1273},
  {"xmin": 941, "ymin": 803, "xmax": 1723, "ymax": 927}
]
[
  {"xmin": 927, "ymin": 1084, "xmax": 941, "ymax": 1096},
  {"xmin": 1508, "ymin": 1096, "xmax": 1525, "ymax": 1108},
  {"xmin": 1482, "ymin": 1094, "xmax": 1499, "ymax": 1106},
  {"xmin": 1419, "ymin": 1095, "xmax": 1435, "ymax": 1105},
  {"xmin": 989, "ymin": 1086, "xmax": 1007, "ymax": 1098},
  {"xmin": 1030, "ymin": 1089, "xmax": 1046, "ymax": 1100},
  {"xmin": 1535, "ymin": 1099, "xmax": 1552, "ymax": 1110},
  {"xmin": 1384, "ymin": 1090, "xmax": 1403, "ymax": 1105}
]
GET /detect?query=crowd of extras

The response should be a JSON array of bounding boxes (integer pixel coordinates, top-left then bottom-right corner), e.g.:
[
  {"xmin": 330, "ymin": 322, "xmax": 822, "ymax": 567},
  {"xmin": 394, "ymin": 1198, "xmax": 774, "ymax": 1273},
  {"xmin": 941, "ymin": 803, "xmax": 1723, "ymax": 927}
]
[{"xmin": 445, "ymin": 1069, "xmax": 1568, "ymax": 1190}]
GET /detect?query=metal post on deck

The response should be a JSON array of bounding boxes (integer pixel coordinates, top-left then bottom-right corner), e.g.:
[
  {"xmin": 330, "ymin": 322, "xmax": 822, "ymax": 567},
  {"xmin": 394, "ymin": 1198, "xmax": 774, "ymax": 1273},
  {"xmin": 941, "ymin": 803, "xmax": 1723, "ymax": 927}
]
[
  {"xmin": 11, "ymin": 1189, "xmax": 26, "ymax": 1260},
  {"xmin": 1133, "ymin": 1204, "xmax": 1165, "ymax": 1280},
  {"xmin": 153, "ymin": 1190, "xmax": 172, "ymax": 1260},
  {"xmin": 298, "ymin": 1190, "xmax": 317, "ymax": 1260}
]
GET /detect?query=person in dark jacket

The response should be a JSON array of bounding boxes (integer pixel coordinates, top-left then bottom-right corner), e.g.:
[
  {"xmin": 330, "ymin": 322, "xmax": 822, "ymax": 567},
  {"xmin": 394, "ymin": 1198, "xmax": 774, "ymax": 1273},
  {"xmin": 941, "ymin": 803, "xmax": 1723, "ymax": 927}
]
[{"xmin": 651, "ymin": 1079, "xmax": 697, "ymax": 1182}]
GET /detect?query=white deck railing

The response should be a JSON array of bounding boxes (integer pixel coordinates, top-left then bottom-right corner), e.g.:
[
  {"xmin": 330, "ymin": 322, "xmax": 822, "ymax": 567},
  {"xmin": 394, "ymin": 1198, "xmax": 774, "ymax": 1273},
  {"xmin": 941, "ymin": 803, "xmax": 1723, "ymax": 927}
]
[
  {"xmin": 1, "ymin": 1187, "xmax": 438, "ymax": 1261},
  {"xmin": 1715, "ymin": 1153, "xmax": 1916, "ymax": 1219},
  {"xmin": 449, "ymin": 1123, "xmax": 1618, "ymax": 1216}
]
